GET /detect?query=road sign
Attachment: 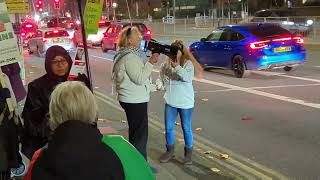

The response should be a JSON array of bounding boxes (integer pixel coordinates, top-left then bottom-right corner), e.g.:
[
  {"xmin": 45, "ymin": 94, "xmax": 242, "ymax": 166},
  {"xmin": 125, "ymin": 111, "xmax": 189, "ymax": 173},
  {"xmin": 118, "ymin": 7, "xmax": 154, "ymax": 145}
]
[
  {"xmin": 54, "ymin": 2, "xmax": 60, "ymax": 9},
  {"xmin": 84, "ymin": 0, "xmax": 103, "ymax": 35},
  {"xmin": 0, "ymin": 1, "xmax": 23, "ymax": 66},
  {"xmin": 5, "ymin": 0, "xmax": 30, "ymax": 14}
]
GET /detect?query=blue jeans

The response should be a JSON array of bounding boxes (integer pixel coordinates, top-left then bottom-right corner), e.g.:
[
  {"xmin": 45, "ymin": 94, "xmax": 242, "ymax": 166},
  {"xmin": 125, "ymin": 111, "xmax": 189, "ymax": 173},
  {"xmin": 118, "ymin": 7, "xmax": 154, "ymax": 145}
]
[{"xmin": 164, "ymin": 104, "xmax": 194, "ymax": 148}]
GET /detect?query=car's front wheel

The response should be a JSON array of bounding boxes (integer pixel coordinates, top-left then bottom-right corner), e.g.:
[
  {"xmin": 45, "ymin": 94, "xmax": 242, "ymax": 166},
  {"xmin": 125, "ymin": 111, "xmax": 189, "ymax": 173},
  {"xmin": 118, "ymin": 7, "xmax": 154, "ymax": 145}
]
[
  {"xmin": 283, "ymin": 66, "xmax": 293, "ymax": 72},
  {"xmin": 232, "ymin": 55, "xmax": 249, "ymax": 78}
]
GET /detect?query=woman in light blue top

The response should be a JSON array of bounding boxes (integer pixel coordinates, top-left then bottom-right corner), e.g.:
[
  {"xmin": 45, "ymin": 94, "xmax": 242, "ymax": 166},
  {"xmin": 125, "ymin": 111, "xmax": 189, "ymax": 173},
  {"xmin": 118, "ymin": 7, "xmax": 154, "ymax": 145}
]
[{"xmin": 159, "ymin": 40, "xmax": 202, "ymax": 165}]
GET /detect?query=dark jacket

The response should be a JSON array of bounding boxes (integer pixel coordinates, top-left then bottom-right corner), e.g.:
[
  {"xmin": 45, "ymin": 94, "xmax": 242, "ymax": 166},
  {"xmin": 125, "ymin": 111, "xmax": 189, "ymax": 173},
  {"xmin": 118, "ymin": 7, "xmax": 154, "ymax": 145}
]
[
  {"xmin": 0, "ymin": 107, "xmax": 21, "ymax": 173},
  {"xmin": 21, "ymin": 46, "xmax": 73, "ymax": 159},
  {"xmin": 31, "ymin": 120, "xmax": 125, "ymax": 180}
]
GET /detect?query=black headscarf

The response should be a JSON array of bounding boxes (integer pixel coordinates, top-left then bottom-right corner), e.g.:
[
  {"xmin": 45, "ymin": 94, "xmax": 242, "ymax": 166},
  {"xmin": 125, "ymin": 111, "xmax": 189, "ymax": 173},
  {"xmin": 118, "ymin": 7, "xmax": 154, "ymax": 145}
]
[{"xmin": 45, "ymin": 46, "xmax": 73, "ymax": 81}]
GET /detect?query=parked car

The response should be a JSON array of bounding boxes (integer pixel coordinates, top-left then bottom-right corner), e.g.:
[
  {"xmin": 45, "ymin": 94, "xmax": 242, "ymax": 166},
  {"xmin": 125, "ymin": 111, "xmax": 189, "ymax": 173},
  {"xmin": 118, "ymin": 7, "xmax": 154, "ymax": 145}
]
[
  {"xmin": 28, "ymin": 28, "xmax": 75, "ymax": 56},
  {"xmin": 47, "ymin": 17, "xmax": 76, "ymax": 29},
  {"xmin": 73, "ymin": 19, "xmax": 111, "ymax": 46},
  {"xmin": 20, "ymin": 20, "xmax": 38, "ymax": 46},
  {"xmin": 162, "ymin": 16, "xmax": 175, "ymax": 24},
  {"xmin": 101, "ymin": 22, "xmax": 152, "ymax": 52},
  {"xmin": 189, "ymin": 23, "xmax": 306, "ymax": 78},
  {"xmin": 252, "ymin": 9, "xmax": 315, "ymax": 35}
]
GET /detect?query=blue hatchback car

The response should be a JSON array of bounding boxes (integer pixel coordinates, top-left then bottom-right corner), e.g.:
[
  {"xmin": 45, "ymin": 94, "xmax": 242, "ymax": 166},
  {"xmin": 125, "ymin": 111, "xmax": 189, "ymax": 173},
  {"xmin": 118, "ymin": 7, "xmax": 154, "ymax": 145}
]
[{"xmin": 189, "ymin": 23, "xmax": 306, "ymax": 78}]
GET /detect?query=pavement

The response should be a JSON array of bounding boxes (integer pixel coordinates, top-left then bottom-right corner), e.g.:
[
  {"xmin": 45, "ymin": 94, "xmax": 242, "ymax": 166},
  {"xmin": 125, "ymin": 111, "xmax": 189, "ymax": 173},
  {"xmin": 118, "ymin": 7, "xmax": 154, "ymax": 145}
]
[{"xmin": 94, "ymin": 92, "xmax": 238, "ymax": 180}]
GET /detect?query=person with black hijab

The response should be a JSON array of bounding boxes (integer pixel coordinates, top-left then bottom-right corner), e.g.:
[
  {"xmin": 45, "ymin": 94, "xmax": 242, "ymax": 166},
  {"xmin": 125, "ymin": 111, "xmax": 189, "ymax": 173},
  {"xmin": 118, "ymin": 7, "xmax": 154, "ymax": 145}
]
[{"xmin": 21, "ymin": 45, "xmax": 74, "ymax": 159}]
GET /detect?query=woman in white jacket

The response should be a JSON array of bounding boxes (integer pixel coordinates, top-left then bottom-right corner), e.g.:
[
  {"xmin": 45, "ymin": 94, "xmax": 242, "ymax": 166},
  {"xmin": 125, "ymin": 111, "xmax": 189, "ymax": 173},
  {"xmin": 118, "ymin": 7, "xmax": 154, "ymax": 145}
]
[
  {"xmin": 113, "ymin": 27, "xmax": 159, "ymax": 160},
  {"xmin": 159, "ymin": 40, "xmax": 202, "ymax": 165}
]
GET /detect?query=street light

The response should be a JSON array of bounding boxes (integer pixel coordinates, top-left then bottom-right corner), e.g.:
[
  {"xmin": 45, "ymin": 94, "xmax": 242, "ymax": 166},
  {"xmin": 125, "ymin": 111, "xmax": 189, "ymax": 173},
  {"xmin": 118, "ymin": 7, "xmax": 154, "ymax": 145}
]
[
  {"xmin": 112, "ymin": 2, "xmax": 118, "ymax": 21},
  {"xmin": 112, "ymin": 2, "xmax": 118, "ymax": 8}
]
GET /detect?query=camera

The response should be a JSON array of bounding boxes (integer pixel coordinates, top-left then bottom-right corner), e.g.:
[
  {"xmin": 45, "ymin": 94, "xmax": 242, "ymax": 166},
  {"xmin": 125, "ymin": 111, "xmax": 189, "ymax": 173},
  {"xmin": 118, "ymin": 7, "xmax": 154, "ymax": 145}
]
[{"xmin": 143, "ymin": 39, "xmax": 180, "ymax": 62}]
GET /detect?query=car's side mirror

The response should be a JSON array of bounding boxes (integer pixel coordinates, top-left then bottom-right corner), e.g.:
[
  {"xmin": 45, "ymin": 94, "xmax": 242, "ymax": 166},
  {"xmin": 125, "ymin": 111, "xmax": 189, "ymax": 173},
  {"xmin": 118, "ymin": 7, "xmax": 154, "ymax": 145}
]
[{"xmin": 200, "ymin": 38, "xmax": 207, "ymax": 42}]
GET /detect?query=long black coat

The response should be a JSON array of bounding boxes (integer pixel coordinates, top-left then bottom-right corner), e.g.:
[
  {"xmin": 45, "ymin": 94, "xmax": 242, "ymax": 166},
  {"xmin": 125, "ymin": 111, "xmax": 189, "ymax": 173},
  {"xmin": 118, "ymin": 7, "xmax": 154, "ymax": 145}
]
[{"xmin": 21, "ymin": 46, "xmax": 73, "ymax": 159}]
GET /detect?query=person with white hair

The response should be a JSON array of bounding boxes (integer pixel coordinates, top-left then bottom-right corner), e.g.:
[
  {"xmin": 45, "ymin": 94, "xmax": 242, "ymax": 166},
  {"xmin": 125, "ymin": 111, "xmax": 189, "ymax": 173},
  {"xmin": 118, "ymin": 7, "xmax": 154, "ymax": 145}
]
[{"xmin": 24, "ymin": 81, "xmax": 125, "ymax": 180}]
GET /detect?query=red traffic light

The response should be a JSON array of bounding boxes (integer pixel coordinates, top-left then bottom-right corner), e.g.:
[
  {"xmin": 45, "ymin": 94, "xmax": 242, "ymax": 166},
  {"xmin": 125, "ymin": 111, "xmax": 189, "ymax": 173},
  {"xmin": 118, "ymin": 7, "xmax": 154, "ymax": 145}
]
[
  {"xmin": 36, "ymin": 4, "xmax": 40, "ymax": 8},
  {"xmin": 38, "ymin": 0, "xmax": 42, "ymax": 4},
  {"xmin": 54, "ymin": 0, "xmax": 59, "ymax": 2},
  {"xmin": 39, "ymin": 8, "xmax": 43, "ymax": 12}
]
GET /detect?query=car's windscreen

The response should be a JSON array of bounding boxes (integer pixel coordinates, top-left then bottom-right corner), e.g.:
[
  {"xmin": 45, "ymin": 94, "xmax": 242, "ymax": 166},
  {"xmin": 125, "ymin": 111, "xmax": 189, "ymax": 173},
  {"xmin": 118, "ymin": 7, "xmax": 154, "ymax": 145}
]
[
  {"xmin": 44, "ymin": 30, "xmax": 69, "ymax": 38},
  {"xmin": 242, "ymin": 25, "xmax": 291, "ymax": 39}
]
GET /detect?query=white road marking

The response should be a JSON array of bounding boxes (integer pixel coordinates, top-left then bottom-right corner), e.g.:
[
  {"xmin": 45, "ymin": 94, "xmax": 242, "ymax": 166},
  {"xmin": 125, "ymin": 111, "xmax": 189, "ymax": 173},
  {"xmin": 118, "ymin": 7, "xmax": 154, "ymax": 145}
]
[
  {"xmin": 196, "ymin": 84, "xmax": 320, "ymax": 93},
  {"xmin": 250, "ymin": 71, "xmax": 285, "ymax": 76},
  {"xmin": 196, "ymin": 78, "xmax": 320, "ymax": 109},
  {"xmin": 195, "ymin": 89, "xmax": 236, "ymax": 93},
  {"xmin": 249, "ymin": 83, "xmax": 320, "ymax": 89},
  {"xmin": 315, "ymin": 66, "xmax": 320, "ymax": 68},
  {"xmin": 277, "ymin": 74, "xmax": 320, "ymax": 83},
  {"xmin": 90, "ymin": 55, "xmax": 113, "ymax": 61}
]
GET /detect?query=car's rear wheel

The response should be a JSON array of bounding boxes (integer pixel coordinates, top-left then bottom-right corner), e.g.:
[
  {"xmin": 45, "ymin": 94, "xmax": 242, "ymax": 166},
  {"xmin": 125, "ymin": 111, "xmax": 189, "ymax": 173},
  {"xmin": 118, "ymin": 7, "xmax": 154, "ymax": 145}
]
[
  {"xmin": 27, "ymin": 45, "xmax": 33, "ymax": 54},
  {"xmin": 283, "ymin": 66, "xmax": 293, "ymax": 72},
  {"xmin": 37, "ymin": 47, "xmax": 44, "ymax": 57},
  {"xmin": 232, "ymin": 55, "xmax": 249, "ymax": 78},
  {"xmin": 101, "ymin": 43, "xmax": 108, "ymax": 53},
  {"xmin": 113, "ymin": 43, "xmax": 117, "ymax": 51}
]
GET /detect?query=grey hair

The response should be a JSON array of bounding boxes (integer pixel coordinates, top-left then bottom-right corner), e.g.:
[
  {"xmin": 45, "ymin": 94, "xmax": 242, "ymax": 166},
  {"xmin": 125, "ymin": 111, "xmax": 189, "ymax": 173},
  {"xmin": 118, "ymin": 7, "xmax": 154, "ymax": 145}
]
[{"xmin": 49, "ymin": 81, "xmax": 98, "ymax": 130}]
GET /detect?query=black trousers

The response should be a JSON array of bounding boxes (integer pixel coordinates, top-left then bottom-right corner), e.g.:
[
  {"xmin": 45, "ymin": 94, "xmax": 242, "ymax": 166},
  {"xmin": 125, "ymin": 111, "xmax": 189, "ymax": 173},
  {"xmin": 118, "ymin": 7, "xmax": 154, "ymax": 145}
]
[
  {"xmin": 0, "ymin": 171, "xmax": 10, "ymax": 180},
  {"xmin": 120, "ymin": 102, "xmax": 148, "ymax": 160}
]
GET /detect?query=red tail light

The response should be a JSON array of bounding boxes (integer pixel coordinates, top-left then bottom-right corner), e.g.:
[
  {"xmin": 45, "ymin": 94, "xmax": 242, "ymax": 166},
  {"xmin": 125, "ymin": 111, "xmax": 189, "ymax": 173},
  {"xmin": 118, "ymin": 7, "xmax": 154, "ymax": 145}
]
[
  {"xmin": 21, "ymin": 32, "xmax": 26, "ymax": 37},
  {"xmin": 53, "ymin": 30, "xmax": 59, "ymax": 33},
  {"xmin": 293, "ymin": 36, "xmax": 304, "ymax": 44},
  {"xmin": 146, "ymin": 29, "xmax": 152, "ymax": 39},
  {"xmin": 272, "ymin": 37, "xmax": 292, "ymax": 42},
  {"xmin": 25, "ymin": 24, "xmax": 33, "ymax": 28},
  {"xmin": 249, "ymin": 40, "xmax": 270, "ymax": 49}
]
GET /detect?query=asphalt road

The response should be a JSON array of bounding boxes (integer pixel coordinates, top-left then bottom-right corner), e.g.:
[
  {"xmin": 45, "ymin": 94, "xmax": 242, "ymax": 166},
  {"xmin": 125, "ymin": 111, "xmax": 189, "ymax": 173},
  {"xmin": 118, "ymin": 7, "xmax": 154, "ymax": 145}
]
[{"xmin": 23, "ymin": 44, "xmax": 320, "ymax": 179}]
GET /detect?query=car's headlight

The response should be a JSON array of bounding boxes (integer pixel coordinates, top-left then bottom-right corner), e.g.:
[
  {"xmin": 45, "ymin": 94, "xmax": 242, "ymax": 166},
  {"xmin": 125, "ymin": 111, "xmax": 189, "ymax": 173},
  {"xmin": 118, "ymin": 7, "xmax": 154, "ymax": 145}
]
[{"xmin": 306, "ymin": 19, "xmax": 313, "ymax": 25}]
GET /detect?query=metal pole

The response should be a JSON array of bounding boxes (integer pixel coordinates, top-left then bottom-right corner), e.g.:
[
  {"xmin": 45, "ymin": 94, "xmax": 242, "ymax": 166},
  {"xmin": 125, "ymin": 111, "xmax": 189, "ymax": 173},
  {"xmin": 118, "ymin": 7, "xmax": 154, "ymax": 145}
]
[
  {"xmin": 228, "ymin": 0, "xmax": 231, "ymax": 24},
  {"xmin": 173, "ymin": 0, "xmax": 175, "ymax": 18},
  {"xmin": 222, "ymin": 0, "xmax": 224, "ymax": 18},
  {"xmin": 77, "ymin": 0, "xmax": 93, "ymax": 91}
]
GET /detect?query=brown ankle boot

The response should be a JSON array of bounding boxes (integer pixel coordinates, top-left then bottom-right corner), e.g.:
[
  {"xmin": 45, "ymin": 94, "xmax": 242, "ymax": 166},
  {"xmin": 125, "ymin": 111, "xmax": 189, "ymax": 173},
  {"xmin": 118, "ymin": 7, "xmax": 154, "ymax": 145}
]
[
  {"xmin": 159, "ymin": 144, "xmax": 175, "ymax": 163},
  {"xmin": 184, "ymin": 147, "xmax": 193, "ymax": 165}
]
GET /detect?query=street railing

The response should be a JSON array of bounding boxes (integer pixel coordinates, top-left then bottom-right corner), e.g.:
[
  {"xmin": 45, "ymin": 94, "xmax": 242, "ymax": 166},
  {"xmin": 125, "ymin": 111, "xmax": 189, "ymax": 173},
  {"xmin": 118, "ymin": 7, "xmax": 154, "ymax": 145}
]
[{"xmin": 129, "ymin": 16, "xmax": 320, "ymax": 44}]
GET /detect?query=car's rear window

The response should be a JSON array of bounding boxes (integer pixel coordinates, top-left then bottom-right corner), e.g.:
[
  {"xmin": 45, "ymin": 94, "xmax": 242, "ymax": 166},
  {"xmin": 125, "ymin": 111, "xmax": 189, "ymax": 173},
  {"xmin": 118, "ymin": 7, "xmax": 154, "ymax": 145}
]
[
  {"xmin": 242, "ymin": 24, "xmax": 291, "ymax": 39},
  {"xmin": 44, "ymin": 30, "xmax": 69, "ymax": 38},
  {"xmin": 122, "ymin": 24, "xmax": 147, "ymax": 32}
]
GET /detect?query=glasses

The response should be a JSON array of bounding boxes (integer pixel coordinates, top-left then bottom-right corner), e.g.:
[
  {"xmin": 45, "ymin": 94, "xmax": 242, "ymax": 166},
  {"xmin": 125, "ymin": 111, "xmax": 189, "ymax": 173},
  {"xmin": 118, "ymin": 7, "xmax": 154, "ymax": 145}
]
[{"xmin": 52, "ymin": 59, "xmax": 68, "ymax": 66}]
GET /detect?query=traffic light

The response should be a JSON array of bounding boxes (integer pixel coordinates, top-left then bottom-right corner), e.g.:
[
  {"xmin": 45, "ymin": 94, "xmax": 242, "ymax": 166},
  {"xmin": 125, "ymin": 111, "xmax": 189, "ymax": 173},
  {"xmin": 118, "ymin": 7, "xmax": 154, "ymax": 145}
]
[
  {"xmin": 35, "ymin": 0, "xmax": 43, "ymax": 12},
  {"xmin": 54, "ymin": 0, "xmax": 60, "ymax": 9},
  {"xmin": 161, "ymin": 0, "xmax": 167, "ymax": 8}
]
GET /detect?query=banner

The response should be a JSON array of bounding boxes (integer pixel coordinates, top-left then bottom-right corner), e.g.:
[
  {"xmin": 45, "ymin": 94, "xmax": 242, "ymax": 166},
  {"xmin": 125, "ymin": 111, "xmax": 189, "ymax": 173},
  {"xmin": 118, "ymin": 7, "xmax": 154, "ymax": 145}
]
[
  {"xmin": 84, "ymin": 0, "xmax": 103, "ymax": 35},
  {"xmin": 0, "ymin": 0, "xmax": 22, "ymax": 66},
  {"xmin": 68, "ymin": 47, "xmax": 86, "ymax": 80}
]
